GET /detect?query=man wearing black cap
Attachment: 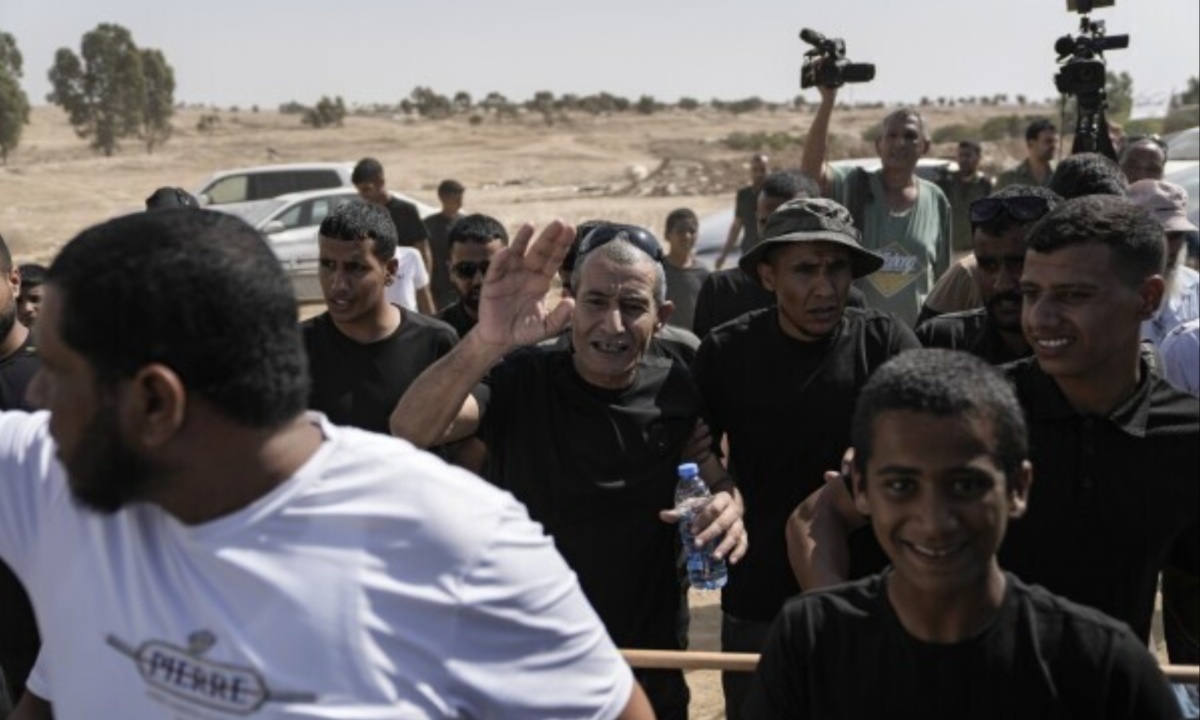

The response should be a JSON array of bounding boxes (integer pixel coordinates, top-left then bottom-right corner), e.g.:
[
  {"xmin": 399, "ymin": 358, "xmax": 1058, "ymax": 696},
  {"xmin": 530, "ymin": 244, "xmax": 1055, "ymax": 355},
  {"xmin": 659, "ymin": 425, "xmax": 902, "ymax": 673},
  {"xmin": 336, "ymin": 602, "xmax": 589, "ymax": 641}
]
[
  {"xmin": 144, "ymin": 186, "xmax": 199, "ymax": 211},
  {"xmin": 691, "ymin": 198, "xmax": 919, "ymax": 719}
]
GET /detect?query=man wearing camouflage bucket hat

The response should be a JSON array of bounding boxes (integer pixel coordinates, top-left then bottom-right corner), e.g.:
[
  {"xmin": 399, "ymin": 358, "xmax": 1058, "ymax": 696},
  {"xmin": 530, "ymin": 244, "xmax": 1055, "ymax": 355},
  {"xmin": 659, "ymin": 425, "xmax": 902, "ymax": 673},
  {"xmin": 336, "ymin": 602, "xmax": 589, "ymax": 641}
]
[{"xmin": 693, "ymin": 197, "xmax": 920, "ymax": 719}]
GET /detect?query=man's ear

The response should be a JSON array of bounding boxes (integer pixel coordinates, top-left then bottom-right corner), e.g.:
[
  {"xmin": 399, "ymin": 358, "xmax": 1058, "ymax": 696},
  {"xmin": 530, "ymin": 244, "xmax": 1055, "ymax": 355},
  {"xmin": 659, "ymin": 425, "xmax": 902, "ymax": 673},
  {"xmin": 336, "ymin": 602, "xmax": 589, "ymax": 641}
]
[
  {"xmin": 6, "ymin": 266, "xmax": 20, "ymax": 295},
  {"xmin": 1136, "ymin": 275, "xmax": 1166, "ymax": 320},
  {"xmin": 1008, "ymin": 460, "xmax": 1033, "ymax": 520},
  {"xmin": 655, "ymin": 300, "xmax": 675, "ymax": 331},
  {"xmin": 121, "ymin": 364, "xmax": 187, "ymax": 450},
  {"xmin": 386, "ymin": 255, "xmax": 400, "ymax": 279},
  {"xmin": 852, "ymin": 464, "xmax": 870, "ymax": 517},
  {"xmin": 757, "ymin": 262, "xmax": 776, "ymax": 293}
]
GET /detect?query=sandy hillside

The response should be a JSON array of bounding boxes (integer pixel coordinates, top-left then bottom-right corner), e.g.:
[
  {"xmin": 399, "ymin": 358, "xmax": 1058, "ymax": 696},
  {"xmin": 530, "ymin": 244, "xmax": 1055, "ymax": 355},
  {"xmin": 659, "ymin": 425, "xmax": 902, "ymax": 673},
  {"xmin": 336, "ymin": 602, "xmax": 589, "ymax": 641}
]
[{"xmin": 1, "ymin": 102, "xmax": 1033, "ymax": 263}]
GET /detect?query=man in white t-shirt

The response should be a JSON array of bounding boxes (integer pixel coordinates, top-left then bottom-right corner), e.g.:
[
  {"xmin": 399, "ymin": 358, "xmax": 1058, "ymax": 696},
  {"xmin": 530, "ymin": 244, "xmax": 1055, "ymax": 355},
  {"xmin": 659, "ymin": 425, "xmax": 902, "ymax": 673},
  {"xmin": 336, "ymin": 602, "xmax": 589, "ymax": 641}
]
[
  {"xmin": 0, "ymin": 208, "xmax": 652, "ymax": 719},
  {"xmin": 384, "ymin": 245, "xmax": 432, "ymax": 313}
]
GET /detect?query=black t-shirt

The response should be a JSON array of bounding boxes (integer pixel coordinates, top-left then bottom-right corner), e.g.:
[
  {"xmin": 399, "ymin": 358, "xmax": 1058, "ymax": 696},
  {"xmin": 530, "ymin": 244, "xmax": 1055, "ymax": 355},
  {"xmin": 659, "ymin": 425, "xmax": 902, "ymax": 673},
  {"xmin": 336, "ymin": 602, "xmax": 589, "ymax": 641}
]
[
  {"xmin": 735, "ymin": 185, "xmax": 761, "ymax": 255},
  {"xmin": 999, "ymin": 358, "xmax": 1199, "ymax": 643},
  {"xmin": 0, "ymin": 334, "xmax": 39, "ymax": 698},
  {"xmin": 423, "ymin": 212, "xmax": 461, "ymax": 311},
  {"xmin": 302, "ymin": 309, "xmax": 457, "ymax": 433},
  {"xmin": 385, "ymin": 197, "xmax": 430, "ymax": 247},
  {"xmin": 692, "ymin": 268, "xmax": 869, "ymax": 341},
  {"xmin": 0, "ymin": 335, "xmax": 38, "ymax": 411},
  {"xmin": 436, "ymin": 300, "xmax": 475, "ymax": 339},
  {"xmin": 694, "ymin": 307, "xmax": 920, "ymax": 621},
  {"xmin": 471, "ymin": 347, "xmax": 701, "ymax": 650},
  {"xmin": 663, "ymin": 262, "xmax": 710, "ymax": 332},
  {"xmin": 915, "ymin": 308, "xmax": 1029, "ymax": 365},
  {"xmin": 743, "ymin": 571, "xmax": 1181, "ymax": 719}
]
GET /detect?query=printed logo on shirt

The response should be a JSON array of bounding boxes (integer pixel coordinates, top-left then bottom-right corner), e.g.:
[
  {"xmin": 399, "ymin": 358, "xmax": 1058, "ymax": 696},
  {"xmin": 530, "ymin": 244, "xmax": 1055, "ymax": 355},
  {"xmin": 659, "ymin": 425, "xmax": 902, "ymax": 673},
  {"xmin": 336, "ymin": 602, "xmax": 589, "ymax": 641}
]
[
  {"xmin": 108, "ymin": 630, "xmax": 317, "ymax": 715},
  {"xmin": 867, "ymin": 243, "xmax": 923, "ymax": 298}
]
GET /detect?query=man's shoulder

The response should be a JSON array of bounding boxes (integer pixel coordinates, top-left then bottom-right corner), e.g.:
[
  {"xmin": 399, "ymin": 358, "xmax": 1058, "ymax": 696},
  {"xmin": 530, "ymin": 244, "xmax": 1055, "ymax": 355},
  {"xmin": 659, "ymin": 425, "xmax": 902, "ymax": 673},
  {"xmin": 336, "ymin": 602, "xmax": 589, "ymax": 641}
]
[
  {"xmin": 386, "ymin": 196, "xmax": 419, "ymax": 214},
  {"xmin": 779, "ymin": 574, "xmax": 883, "ymax": 625},
  {"xmin": 400, "ymin": 308, "xmax": 458, "ymax": 338},
  {"xmin": 1008, "ymin": 574, "xmax": 1147, "ymax": 650},
  {"xmin": 1146, "ymin": 371, "xmax": 1200, "ymax": 435}
]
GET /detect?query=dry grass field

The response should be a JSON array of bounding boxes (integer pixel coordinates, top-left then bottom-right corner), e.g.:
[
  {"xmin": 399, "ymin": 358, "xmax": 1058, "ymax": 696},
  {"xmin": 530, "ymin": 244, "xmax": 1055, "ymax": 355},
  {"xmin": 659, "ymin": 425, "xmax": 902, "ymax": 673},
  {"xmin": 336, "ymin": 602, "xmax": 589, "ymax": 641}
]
[
  {"xmin": 0, "ymin": 101, "xmax": 1064, "ymax": 718},
  {"xmin": 1, "ymin": 102, "xmax": 1036, "ymax": 263}
]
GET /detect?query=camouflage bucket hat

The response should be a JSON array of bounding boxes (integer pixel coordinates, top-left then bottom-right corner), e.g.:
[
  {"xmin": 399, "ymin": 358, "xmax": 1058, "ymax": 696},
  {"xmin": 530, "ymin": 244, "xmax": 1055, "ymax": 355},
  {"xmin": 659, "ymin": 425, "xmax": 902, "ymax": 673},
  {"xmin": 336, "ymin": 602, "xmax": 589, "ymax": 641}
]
[{"xmin": 738, "ymin": 197, "xmax": 884, "ymax": 283}]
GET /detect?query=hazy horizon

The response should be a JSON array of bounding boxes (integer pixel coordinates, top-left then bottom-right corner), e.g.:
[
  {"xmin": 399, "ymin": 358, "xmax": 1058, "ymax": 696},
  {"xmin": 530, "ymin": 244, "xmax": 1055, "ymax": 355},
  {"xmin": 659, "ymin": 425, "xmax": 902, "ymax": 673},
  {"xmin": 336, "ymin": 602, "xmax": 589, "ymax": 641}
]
[{"xmin": 3, "ymin": 0, "xmax": 1197, "ymax": 117}]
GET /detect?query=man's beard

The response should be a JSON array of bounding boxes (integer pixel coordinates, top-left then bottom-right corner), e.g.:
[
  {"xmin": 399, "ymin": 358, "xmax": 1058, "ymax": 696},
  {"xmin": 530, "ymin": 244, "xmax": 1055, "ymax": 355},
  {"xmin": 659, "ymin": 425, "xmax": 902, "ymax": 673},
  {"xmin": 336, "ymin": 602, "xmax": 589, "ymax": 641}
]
[
  {"xmin": 0, "ymin": 302, "xmax": 17, "ymax": 343},
  {"xmin": 985, "ymin": 290, "xmax": 1023, "ymax": 333},
  {"xmin": 65, "ymin": 399, "xmax": 161, "ymax": 514}
]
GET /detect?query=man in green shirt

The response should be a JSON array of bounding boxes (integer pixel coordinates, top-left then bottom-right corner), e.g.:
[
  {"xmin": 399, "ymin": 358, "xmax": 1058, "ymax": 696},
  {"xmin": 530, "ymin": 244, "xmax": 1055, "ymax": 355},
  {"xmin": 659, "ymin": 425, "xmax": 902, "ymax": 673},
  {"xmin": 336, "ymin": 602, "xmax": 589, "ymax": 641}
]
[
  {"xmin": 996, "ymin": 119, "xmax": 1058, "ymax": 189},
  {"xmin": 936, "ymin": 140, "xmax": 993, "ymax": 256},
  {"xmin": 801, "ymin": 85, "xmax": 951, "ymax": 327}
]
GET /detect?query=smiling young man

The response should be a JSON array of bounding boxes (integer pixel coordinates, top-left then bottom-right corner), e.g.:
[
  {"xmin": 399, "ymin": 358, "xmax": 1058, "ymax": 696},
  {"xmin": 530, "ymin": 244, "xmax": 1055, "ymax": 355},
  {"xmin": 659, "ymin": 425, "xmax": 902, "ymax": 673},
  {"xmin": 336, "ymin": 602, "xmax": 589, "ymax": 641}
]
[
  {"xmin": 0, "ymin": 208, "xmax": 654, "ymax": 719},
  {"xmin": 302, "ymin": 201, "xmax": 456, "ymax": 434},
  {"xmin": 692, "ymin": 198, "xmax": 917, "ymax": 719},
  {"xmin": 743, "ymin": 349, "xmax": 1180, "ymax": 720},
  {"xmin": 391, "ymin": 221, "xmax": 747, "ymax": 720}
]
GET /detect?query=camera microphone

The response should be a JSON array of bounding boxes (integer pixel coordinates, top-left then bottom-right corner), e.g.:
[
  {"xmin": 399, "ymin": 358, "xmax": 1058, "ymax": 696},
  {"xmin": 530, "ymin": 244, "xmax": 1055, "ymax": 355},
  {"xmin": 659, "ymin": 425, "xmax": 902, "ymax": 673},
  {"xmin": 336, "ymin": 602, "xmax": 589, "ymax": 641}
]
[{"xmin": 799, "ymin": 28, "xmax": 826, "ymax": 46}]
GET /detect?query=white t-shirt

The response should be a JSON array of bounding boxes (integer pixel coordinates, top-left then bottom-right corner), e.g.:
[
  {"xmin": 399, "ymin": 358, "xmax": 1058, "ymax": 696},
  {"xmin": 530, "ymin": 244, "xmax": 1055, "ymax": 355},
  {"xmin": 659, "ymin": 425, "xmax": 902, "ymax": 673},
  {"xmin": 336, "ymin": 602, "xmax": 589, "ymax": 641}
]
[
  {"xmin": 384, "ymin": 247, "xmax": 429, "ymax": 311},
  {"xmin": 1161, "ymin": 318, "xmax": 1199, "ymax": 397},
  {"xmin": 0, "ymin": 412, "xmax": 632, "ymax": 719}
]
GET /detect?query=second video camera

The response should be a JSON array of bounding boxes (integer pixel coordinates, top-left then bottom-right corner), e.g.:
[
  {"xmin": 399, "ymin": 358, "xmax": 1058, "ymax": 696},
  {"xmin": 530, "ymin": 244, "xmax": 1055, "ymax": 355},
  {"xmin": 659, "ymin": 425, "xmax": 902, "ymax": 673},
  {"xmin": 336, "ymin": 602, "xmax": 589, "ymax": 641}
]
[{"xmin": 799, "ymin": 28, "xmax": 875, "ymax": 89}]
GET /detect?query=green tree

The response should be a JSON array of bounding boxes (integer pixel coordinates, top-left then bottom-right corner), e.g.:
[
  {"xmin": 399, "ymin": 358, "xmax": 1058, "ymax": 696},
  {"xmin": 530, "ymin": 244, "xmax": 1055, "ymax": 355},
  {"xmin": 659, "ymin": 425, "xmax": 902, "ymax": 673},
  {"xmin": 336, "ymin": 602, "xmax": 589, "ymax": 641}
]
[
  {"xmin": 139, "ymin": 47, "xmax": 175, "ymax": 153},
  {"xmin": 1105, "ymin": 70, "xmax": 1133, "ymax": 121},
  {"xmin": 1175, "ymin": 76, "xmax": 1199, "ymax": 107},
  {"xmin": 0, "ymin": 32, "xmax": 31, "ymax": 163},
  {"xmin": 301, "ymin": 95, "xmax": 346, "ymax": 128},
  {"xmin": 47, "ymin": 23, "xmax": 146, "ymax": 156}
]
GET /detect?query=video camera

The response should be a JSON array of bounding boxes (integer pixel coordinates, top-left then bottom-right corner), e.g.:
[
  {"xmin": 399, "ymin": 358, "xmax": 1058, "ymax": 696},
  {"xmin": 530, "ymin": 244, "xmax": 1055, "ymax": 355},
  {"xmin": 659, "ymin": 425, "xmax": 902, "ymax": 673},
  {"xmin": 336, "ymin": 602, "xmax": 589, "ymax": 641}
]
[
  {"xmin": 1052, "ymin": 0, "xmax": 1128, "ymax": 158},
  {"xmin": 799, "ymin": 29, "xmax": 875, "ymax": 90},
  {"xmin": 1053, "ymin": 8, "xmax": 1128, "ymax": 96}
]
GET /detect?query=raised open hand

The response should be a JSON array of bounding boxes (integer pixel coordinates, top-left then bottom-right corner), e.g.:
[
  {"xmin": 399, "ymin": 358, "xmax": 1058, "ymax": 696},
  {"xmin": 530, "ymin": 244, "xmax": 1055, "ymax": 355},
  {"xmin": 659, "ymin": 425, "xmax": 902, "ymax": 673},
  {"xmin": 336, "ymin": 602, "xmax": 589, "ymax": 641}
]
[{"xmin": 475, "ymin": 220, "xmax": 577, "ymax": 349}]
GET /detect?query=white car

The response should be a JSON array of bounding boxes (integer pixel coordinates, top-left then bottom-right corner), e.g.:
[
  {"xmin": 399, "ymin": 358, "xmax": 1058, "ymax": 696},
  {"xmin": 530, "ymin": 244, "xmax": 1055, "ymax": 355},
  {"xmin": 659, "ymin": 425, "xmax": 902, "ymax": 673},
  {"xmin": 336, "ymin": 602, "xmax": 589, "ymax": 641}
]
[
  {"xmin": 194, "ymin": 162, "xmax": 355, "ymax": 206},
  {"xmin": 215, "ymin": 188, "xmax": 437, "ymax": 301},
  {"xmin": 694, "ymin": 159, "xmax": 954, "ymax": 269}
]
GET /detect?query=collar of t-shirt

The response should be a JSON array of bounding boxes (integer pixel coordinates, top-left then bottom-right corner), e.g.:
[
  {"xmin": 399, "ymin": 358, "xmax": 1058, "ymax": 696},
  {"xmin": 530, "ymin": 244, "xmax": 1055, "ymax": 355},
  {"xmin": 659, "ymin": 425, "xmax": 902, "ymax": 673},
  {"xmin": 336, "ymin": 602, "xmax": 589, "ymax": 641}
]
[
  {"xmin": 161, "ymin": 412, "xmax": 337, "ymax": 545},
  {"xmin": 1024, "ymin": 359, "xmax": 1152, "ymax": 437}
]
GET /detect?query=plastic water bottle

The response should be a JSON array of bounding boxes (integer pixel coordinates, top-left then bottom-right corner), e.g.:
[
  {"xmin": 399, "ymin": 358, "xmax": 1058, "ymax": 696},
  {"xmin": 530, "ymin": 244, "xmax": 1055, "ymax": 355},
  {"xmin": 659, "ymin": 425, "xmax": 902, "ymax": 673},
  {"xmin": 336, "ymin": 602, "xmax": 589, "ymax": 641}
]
[{"xmin": 675, "ymin": 462, "xmax": 728, "ymax": 590}]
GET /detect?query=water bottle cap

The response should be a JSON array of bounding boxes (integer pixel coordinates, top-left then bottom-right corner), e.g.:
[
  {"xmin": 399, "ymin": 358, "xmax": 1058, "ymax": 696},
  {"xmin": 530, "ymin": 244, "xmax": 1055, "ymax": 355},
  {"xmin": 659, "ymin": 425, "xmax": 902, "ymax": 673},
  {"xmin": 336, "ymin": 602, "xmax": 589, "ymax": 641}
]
[{"xmin": 677, "ymin": 462, "xmax": 699, "ymax": 478}]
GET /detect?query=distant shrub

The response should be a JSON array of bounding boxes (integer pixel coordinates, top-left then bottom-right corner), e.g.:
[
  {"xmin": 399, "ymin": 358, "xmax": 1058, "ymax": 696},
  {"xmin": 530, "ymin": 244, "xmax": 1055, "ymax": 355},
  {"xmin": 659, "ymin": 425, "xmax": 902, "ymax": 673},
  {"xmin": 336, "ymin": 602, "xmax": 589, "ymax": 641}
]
[
  {"xmin": 1124, "ymin": 118, "xmax": 1164, "ymax": 137},
  {"xmin": 196, "ymin": 114, "xmax": 221, "ymax": 133},
  {"xmin": 979, "ymin": 114, "xmax": 1039, "ymax": 141},
  {"xmin": 678, "ymin": 97, "xmax": 700, "ymax": 111},
  {"xmin": 278, "ymin": 101, "xmax": 306, "ymax": 115}
]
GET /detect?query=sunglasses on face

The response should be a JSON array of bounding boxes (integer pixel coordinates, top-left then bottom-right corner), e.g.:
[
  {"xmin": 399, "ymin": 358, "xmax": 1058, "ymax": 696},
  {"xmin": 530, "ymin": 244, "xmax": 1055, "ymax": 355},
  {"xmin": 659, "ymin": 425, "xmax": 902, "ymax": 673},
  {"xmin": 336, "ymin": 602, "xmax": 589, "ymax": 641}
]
[
  {"xmin": 452, "ymin": 261, "xmax": 490, "ymax": 279},
  {"xmin": 576, "ymin": 223, "xmax": 664, "ymax": 264},
  {"xmin": 970, "ymin": 196, "xmax": 1052, "ymax": 225}
]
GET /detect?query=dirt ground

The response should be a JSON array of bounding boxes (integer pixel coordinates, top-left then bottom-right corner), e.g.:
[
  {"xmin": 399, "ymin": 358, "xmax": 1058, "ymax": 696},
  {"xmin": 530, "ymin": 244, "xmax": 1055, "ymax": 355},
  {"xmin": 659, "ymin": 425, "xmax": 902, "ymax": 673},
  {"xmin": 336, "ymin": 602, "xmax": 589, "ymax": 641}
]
[
  {"xmin": 1, "ymin": 102, "xmax": 1034, "ymax": 263},
  {"xmin": 3, "ymin": 102, "xmax": 1122, "ymax": 718}
]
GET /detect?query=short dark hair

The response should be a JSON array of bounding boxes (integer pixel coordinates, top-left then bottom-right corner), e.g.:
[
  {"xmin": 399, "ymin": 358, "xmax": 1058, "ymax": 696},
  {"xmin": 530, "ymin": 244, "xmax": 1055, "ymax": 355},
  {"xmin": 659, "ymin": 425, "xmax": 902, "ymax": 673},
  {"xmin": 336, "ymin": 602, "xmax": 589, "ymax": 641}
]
[
  {"xmin": 1048, "ymin": 153, "xmax": 1129, "ymax": 199},
  {"xmin": 437, "ymin": 179, "xmax": 465, "ymax": 197},
  {"xmin": 974, "ymin": 184, "xmax": 1062, "ymax": 236},
  {"xmin": 665, "ymin": 208, "xmax": 698, "ymax": 237},
  {"xmin": 852, "ymin": 349, "xmax": 1028, "ymax": 484},
  {"xmin": 1025, "ymin": 195, "xmax": 1165, "ymax": 286},
  {"xmin": 1120, "ymin": 135, "xmax": 1169, "ymax": 163},
  {"xmin": 18, "ymin": 263, "xmax": 47, "ymax": 289},
  {"xmin": 958, "ymin": 140, "xmax": 982, "ymax": 153},
  {"xmin": 760, "ymin": 170, "xmax": 819, "ymax": 202},
  {"xmin": 351, "ymin": 157, "xmax": 385, "ymax": 185},
  {"xmin": 0, "ymin": 231, "xmax": 12, "ymax": 273},
  {"xmin": 145, "ymin": 186, "xmax": 199, "ymax": 211},
  {"xmin": 47, "ymin": 209, "xmax": 308, "ymax": 428},
  {"xmin": 318, "ymin": 200, "xmax": 398, "ymax": 263},
  {"xmin": 448, "ymin": 213, "xmax": 508, "ymax": 249},
  {"xmin": 1025, "ymin": 119, "xmax": 1057, "ymax": 142}
]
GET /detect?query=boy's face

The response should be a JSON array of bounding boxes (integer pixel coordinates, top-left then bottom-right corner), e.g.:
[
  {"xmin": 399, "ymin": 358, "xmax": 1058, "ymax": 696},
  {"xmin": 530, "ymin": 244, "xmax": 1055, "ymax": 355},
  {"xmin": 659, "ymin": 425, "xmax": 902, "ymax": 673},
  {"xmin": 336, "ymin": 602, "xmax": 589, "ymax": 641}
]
[
  {"xmin": 854, "ymin": 410, "xmax": 1031, "ymax": 598},
  {"xmin": 440, "ymin": 192, "xmax": 463, "ymax": 215}
]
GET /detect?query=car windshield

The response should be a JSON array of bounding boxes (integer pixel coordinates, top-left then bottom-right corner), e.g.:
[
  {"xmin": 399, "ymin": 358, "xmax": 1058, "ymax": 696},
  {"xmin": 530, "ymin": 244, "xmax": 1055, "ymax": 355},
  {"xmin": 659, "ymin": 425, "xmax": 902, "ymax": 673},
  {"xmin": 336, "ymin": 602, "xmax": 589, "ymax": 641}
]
[
  {"xmin": 216, "ymin": 199, "xmax": 287, "ymax": 228},
  {"xmin": 1166, "ymin": 127, "xmax": 1199, "ymax": 162}
]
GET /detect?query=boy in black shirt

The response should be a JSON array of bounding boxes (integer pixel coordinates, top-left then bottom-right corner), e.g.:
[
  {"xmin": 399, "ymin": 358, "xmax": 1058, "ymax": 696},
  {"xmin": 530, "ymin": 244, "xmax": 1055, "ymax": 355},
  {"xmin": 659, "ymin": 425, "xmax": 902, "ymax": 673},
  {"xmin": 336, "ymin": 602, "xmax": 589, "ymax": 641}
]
[
  {"xmin": 351, "ymin": 157, "xmax": 433, "ymax": 274},
  {"xmin": 744, "ymin": 349, "xmax": 1179, "ymax": 719},
  {"xmin": 302, "ymin": 201, "xmax": 456, "ymax": 434}
]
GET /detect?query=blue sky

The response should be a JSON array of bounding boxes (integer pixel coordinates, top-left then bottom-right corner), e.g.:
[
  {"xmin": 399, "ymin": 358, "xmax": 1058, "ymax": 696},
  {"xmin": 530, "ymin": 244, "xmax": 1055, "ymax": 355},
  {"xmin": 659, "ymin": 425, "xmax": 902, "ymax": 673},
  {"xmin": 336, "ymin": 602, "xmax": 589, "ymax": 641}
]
[{"xmin": 2, "ymin": 0, "xmax": 1196, "ymax": 114}]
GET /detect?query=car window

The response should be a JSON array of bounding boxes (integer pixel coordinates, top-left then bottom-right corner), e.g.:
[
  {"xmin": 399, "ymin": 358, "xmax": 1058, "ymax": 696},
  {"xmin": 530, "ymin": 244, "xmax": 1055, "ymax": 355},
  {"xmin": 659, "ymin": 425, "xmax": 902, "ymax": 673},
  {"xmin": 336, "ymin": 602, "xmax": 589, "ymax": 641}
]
[
  {"xmin": 248, "ymin": 170, "xmax": 346, "ymax": 201},
  {"xmin": 310, "ymin": 195, "xmax": 355, "ymax": 226},
  {"xmin": 276, "ymin": 202, "xmax": 306, "ymax": 230},
  {"xmin": 1167, "ymin": 128, "xmax": 1198, "ymax": 162},
  {"xmin": 204, "ymin": 175, "xmax": 249, "ymax": 204},
  {"xmin": 292, "ymin": 171, "xmax": 343, "ymax": 194}
]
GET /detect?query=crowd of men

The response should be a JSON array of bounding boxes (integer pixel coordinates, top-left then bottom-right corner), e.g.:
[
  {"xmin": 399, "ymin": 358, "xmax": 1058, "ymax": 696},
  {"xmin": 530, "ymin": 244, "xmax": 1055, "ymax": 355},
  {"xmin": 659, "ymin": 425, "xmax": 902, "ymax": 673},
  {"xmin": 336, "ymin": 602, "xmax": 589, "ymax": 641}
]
[{"xmin": 0, "ymin": 99, "xmax": 1197, "ymax": 719}]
